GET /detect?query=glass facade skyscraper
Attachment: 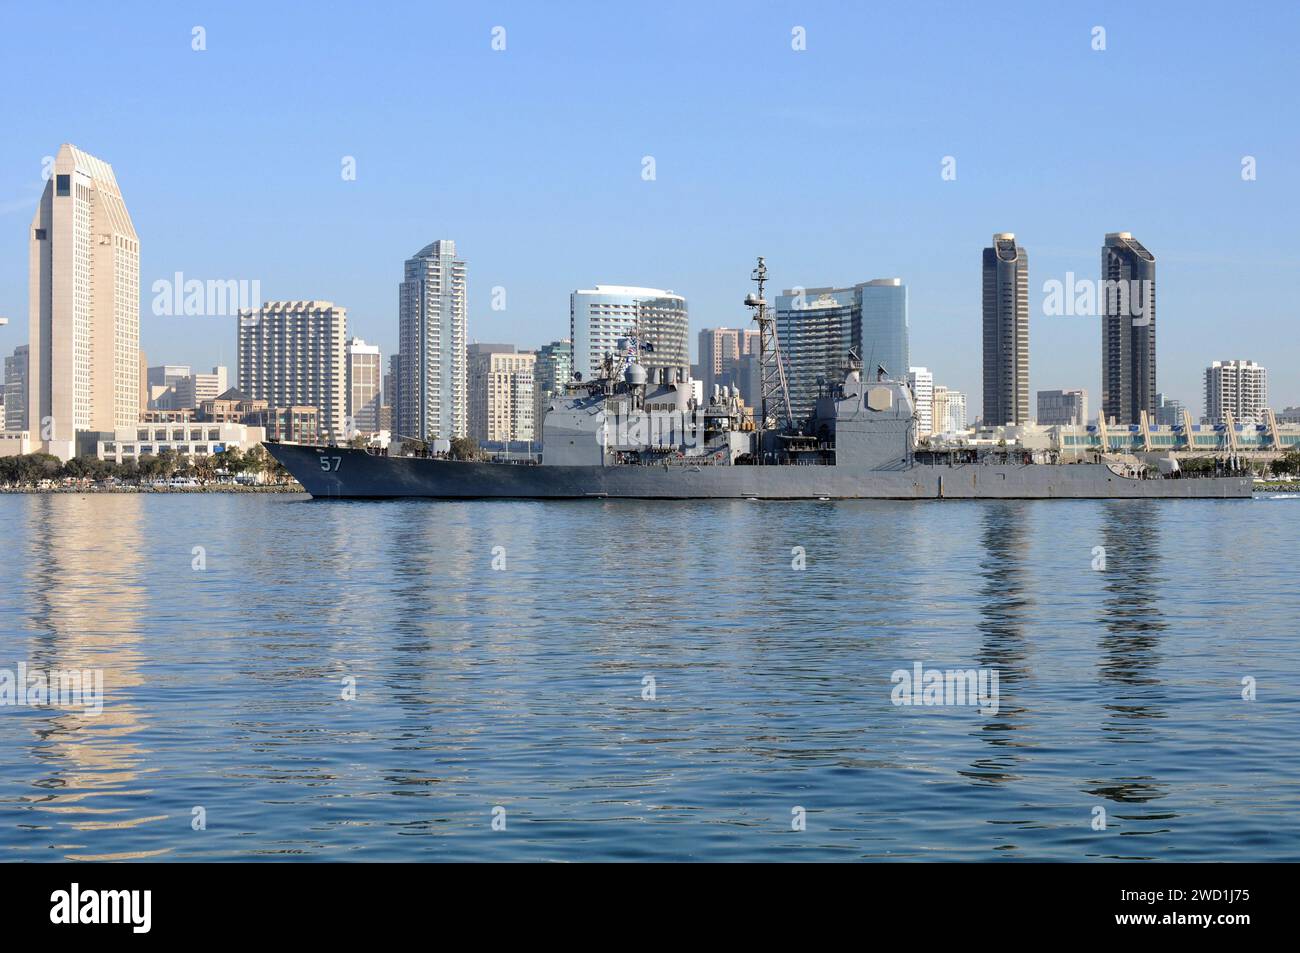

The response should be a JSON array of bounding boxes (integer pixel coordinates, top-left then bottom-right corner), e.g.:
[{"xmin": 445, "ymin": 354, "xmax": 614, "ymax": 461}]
[{"xmin": 775, "ymin": 278, "xmax": 909, "ymax": 424}]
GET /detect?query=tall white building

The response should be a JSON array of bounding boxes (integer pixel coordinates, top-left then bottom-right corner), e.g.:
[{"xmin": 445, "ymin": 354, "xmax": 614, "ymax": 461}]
[
  {"xmin": 570, "ymin": 286, "xmax": 689, "ymax": 383},
  {"xmin": 468, "ymin": 343, "xmax": 536, "ymax": 443},
  {"xmin": 1204, "ymin": 359, "xmax": 1267, "ymax": 423},
  {"xmin": 908, "ymin": 367, "xmax": 934, "ymax": 437},
  {"xmin": 398, "ymin": 240, "xmax": 467, "ymax": 441},
  {"xmin": 346, "ymin": 338, "xmax": 382, "ymax": 435},
  {"xmin": 237, "ymin": 301, "xmax": 348, "ymax": 442},
  {"xmin": 28, "ymin": 144, "xmax": 140, "ymax": 458}
]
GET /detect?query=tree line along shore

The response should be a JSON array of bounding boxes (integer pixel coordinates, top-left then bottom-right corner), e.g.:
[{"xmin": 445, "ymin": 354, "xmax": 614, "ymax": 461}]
[{"xmin": 0, "ymin": 445, "xmax": 304, "ymax": 492}]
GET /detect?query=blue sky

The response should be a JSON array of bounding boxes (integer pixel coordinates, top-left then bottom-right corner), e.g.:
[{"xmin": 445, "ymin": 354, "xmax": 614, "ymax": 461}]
[{"xmin": 1, "ymin": 0, "xmax": 1296, "ymax": 417}]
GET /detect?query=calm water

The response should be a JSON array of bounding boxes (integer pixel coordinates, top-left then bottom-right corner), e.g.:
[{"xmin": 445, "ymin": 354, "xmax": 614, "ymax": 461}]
[{"xmin": 0, "ymin": 492, "xmax": 1297, "ymax": 862}]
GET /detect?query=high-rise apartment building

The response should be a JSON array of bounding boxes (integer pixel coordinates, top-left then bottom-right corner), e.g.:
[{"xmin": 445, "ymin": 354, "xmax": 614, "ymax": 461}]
[
  {"xmin": 468, "ymin": 344, "xmax": 536, "ymax": 443},
  {"xmin": 28, "ymin": 144, "xmax": 140, "ymax": 457},
  {"xmin": 932, "ymin": 386, "xmax": 967, "ymax": 433},
  {"xmin": 1204, "ymin": 360, "xmax": 1267, "ymax": 423},
  {"xmin": 237, "ymin": 301, "xmax": 347, "ymax": 441},
  {"xmin": 1101, "ymin": 232, "xmax": 1157, "ymax": 424},
  {"xmin": 775, "ymin": 279, "xmax": 910, "ymax": 422},
  {"xmin": 397, "ymin": 240, "xmax": 467, "ymax": 441},
  {"xmin": 981, "ymin": 233, "xmax": 1029, "ymax": 426},
  {"xmin": 4, "ymin": 344, "xmax": 29, "ymax": 432},
  {"xmin": 908, "ymin": 367, "xmax": 934, "ymax": 437},
  {"xmin": 346, "ymin": 338, "xmax": 382, "ymax": 435},
  {"xmin": 570, "ymin": 286, "xmax": 689, "ymax": 383},
  {"xmin": 1037, "ymin": 388, "xmax": 1088, "ymax": 426}
]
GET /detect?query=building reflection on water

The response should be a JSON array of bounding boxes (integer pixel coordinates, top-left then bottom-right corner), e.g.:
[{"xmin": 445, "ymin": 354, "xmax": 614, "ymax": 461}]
[
  {"xmin": 1085, "ymin": 501, "xmax": 1171, "ymax": 816},
  {"xmin": 961, "ymin": 501, "xmax": 1035, "ymax": 785},
  {"xmin": 18, "ymin": 494, "xmax": 168, "ymax": 860}
]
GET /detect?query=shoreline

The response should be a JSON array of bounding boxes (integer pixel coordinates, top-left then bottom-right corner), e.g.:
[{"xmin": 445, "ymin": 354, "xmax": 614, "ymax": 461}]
[{"xmin": 0, "ymin": 484, "xmax": 306, "ymax": 494}]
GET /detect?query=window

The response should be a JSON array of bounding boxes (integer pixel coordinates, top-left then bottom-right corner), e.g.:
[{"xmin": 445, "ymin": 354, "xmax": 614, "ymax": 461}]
[
  {"xmin": 34, "ymin": 228, "xmax": 47, "ymax": 240},
  {"xmin": 56, "ymin": 175, "xmax": 70, "ymax": 197}
]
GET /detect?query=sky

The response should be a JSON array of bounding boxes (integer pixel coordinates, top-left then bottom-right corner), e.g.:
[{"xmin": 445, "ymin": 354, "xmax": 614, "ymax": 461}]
[{"xmin": 1, "ymin": 0, "xmax": 1297, "ymax": 419}]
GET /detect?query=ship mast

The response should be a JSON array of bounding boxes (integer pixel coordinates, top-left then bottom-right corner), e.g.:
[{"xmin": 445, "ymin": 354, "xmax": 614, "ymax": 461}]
[{"xmin": 745, "ymin": 256, "xmax": 794, "ymax": 456}]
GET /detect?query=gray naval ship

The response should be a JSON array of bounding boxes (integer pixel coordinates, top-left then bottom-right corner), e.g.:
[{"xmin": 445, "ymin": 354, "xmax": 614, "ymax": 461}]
[{"xmin": 266, "ymin": 259, "xmax": 1251, "ymax": 501}]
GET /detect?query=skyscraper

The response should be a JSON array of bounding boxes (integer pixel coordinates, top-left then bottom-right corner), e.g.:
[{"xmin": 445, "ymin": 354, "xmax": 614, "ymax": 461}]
[
  {"xmin": 468, "ymin": 344, "xmax": 536, "ymax": 443},
  {"xmin": 908, "ymin": 367, "xmax": 934, "ymax": 437},
  {"xmin": 533, "ymin": 339, "xmax": 572, "ymax": 433},
  {"xmin": 698, "ymin": 327, "xmax": 760, "ymax": 398},
  {"xmin": 1101, "ymin": 232, "xmax": 1156, "ymax": 424},
  {"xmin": 4, "ymin": 344, "xmax": 29, "ymax": 432},
  {"xmin": 237, "ymin": 301, "xmax": 348, "ymax": 442},
  {"xmin": 775, "ymin": 279, "xmax": 910, "ymax": 423},
  {"xmin": 1204, "ymin": 360, "xmax": 1267, "ymax": 423},
  {"xmin": 28, "ymin": 144, "xmax": 140, "ymax": 457},
  {"xmin": 398, "ymin": 240, "xmax": 467, "ymax": 441},
  {"xmin": 981, "ymin": 233, "xmax": 1029, "ymax": 426},
  {"xmin": 858, "ymin": 279, "xmax": 909, "ymax": 378},
  {"xmin": 346, "ymin": 338, "xmax": 382, "ymax": 435},
  {"xmin": 570, "ymin": 286, "xmax": 689, "ymax": 383}
]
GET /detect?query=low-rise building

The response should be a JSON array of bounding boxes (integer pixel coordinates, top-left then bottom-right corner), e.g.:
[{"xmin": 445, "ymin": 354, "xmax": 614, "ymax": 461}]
[
  {"xmin": 198, "ymin": 387, "xmax": 269, "ymax": 423},
  {"xmin": 95, "ymin": 421, "xmax": 265, "ymax": 464}
]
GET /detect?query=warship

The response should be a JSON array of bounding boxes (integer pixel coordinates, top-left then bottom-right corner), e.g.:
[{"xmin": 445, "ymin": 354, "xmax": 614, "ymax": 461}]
[{"xmin": 265, "ymin": 258, "xmax": 1252, "ymax": 500}]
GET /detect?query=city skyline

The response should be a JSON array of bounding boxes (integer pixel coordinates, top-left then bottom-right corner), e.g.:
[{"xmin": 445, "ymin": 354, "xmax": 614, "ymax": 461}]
[{"xmin": 0, "ymin": 4, "xmax": 1296, "ymax": 422}]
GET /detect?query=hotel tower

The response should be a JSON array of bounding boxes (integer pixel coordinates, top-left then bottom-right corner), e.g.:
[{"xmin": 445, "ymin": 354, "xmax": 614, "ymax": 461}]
[{"xmin": 28, "ymin": 144, "xmax": 140, "ymax": 458}]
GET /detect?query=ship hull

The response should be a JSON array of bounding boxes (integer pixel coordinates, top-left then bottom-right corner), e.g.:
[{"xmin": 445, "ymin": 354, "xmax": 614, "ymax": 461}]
[{"xmin": 266, "ymin": 443, "xmax": 1254, "ymax": 500}]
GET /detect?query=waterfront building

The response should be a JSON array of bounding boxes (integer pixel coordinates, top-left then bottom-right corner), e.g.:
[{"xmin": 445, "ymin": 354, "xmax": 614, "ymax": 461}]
[
  {"xmin": 346, "ymin": 337, "xmax": 382, "ymax": 435},
  {"xmin": 1101, "ymin": 232, "xmax": 1157, "ymax": 424},
  {"xmin": 5, "ymin": 344, "xmax": 29, "ymax": 432},
  {"xmin": 0, "ymin": 431, "xmax": 35, "ymax": 457},
  {"xmin": 981, "ymin": 233, "xmax": 1029, "ymax": 426},
  {"xmin": 237, "ymin": 301, "xmax": 347, "ymax": 442},
  {"xmin": 468, "ymin": 343, "xmax": 536, "ymax": 443},
  {"xmin": 908, "ymin": 367, "xmax": 934, "ymax": 437},
  {"xmin": 1037, "ymin": 388, "xmax": 1088, "ymax": 427},
  {"xmin": 533, "ymin": 339, "xmax": 572, "ymax": 434},
  {"xmin": 570, "ymin": 286, "xmax": 689, "ymax": 383},
  {"xmin": 397, "ymin": 240, "xmax": 467, "ymax": 442},
  {"xmin": 775, "ymin": 278, "xmax": 910, "ymax": 423},
  {"xmin": 28, "ymin": 144, "xmax": 141, "ymax": 459},
  {"xmin": 95, "ymin": 420, "xmax": 266, "ymax": 464},
  {"xmin": 1204, "ymin": 359, "xmax": 1267, "ymax": 423},
  {"xmin": 1277, "ymin": 407, "xmax": 1300, "ymax": 425}
]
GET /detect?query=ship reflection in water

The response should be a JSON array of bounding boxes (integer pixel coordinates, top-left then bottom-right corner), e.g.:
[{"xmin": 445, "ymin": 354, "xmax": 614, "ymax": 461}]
[{"xmin": 0, "ymin": 493, "xmax": 1295, "ymax": 861}]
